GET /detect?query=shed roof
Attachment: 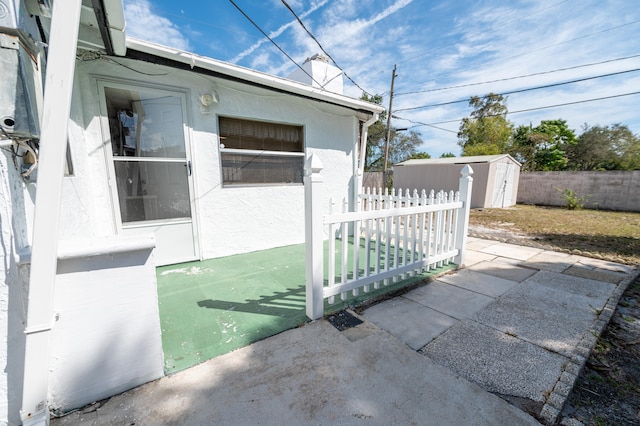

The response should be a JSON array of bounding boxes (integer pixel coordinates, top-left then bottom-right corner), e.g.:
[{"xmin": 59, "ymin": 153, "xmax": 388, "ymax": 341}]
[{"xmin": 396, "ymin": 154, "xmax": 521, "ymax": 167}]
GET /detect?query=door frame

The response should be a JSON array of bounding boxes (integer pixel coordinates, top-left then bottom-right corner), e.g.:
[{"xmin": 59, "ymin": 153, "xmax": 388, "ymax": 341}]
[{"xmin": 95, "ymin": 77, "xmax": 201, "ymax": 264}]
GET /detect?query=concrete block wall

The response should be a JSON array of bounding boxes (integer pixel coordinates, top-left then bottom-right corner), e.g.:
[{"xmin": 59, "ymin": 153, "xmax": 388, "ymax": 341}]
[{"xmin": 518, "ymin": 171, "xmax": 640, "ymax": 212}]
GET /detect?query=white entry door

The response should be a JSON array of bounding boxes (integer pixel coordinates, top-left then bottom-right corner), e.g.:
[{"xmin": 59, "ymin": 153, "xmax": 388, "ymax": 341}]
[{"xmin": 100, "ymin": 83, "xmax": 199, "ymax": 265}]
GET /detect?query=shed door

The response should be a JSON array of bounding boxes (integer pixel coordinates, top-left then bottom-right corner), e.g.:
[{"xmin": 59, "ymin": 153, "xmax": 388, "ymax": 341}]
[
  {"xmin": 492, "ymin": 163, "xmax": 515, "ymax": 208},
  {"xmin": 503, "ymin": 163, "xmax": 516, "ymax": 207},
  {"xmin": 100, "ymin": 83, "xmax": 199, "ymax": 265}
]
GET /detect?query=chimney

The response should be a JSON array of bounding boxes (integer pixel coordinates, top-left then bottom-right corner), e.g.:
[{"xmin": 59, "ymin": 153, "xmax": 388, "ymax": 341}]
[{"xmin": 287, "ymin": 54, "xmax": 343, "ymax": 94}]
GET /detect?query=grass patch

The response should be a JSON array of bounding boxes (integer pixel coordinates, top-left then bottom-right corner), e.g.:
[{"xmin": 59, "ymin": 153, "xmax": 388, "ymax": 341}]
[{"xmin": 469, "ymin": 204, "xmax": 640, "ymax": 265}]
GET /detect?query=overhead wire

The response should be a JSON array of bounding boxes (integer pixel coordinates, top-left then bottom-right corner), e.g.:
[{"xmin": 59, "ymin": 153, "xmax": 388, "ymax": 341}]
[
  {"xmin": 507, "ymin": 18, "xmax": 640, "ymax": 61},
  {"xmin": 395, "ymin": 67, "xmax": 640, "ymax": 112},
  {"xmin": 392, "ymin": 0, "xmax": 571, "ymax": 73},
  {"xmin": 224, "ymin": 1, "xmax": 637, "ymax": 138},
  {"xmin": 355, "ymin": 8, "xmax": 635, "ymax": 92},
  {"xmin": 280, "ymin": 0, "xmax": 372, "ymax": 96},
  {"xmin": 395, "ymin": 53, "xmax": 640, "ymax": 96},
  {"xmin": 228, "ymin": 0, "xmax": 324, "ymax": 89},
  {"xmin": 391, "ymin": 116, "xmax": 458, "ymax": 134},
  {"xmin": 393, "ymin": 15, "xmax": 640, "ymax": 91},
  {"xmin": 402, "ymin": 91, "xmax": 640, "ymax": 128}
]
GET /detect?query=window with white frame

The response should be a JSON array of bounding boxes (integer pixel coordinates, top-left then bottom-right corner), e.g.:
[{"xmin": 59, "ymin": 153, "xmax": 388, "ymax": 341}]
[{"xmin": 218, "ymin": 116, "xmax": 304, "ymax": 186}]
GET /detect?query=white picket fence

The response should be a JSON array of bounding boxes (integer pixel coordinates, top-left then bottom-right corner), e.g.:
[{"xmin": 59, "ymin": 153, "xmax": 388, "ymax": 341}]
[{"xmin": 304, "ymin": 155, "xmax": 474, "ymax": 320}]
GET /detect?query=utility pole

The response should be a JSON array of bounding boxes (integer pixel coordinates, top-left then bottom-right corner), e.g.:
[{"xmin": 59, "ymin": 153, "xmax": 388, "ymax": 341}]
[{"xmin": 383, "ymin": 64, "xmax": 397, "ymax": 188}]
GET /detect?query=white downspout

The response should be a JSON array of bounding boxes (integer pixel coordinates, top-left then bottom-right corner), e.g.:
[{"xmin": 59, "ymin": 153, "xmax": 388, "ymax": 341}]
[
  {"xmin": 354, "ymin": 113, "xmax": 379, "ymax": 207},
  {"xmin": 20, "ymin": 1, "xmax": 82, "ymax": 425}
]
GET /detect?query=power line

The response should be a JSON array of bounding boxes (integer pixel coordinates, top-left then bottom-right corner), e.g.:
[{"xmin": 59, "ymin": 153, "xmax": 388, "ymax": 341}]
[
  {"xmin": 508, "ymin": 18, "xmax": 640, "ymax": 61},
  {"xmin": 393, "ymin": 17, "xmax": 640, "ymax": 91},
  {"xmin": 281, "ymin": 0, "xmax": 372, "ymax": 96},
  {"xmin": 508, "ymin": 91, "xmax": 640, "ymax": 116},
  {"xmin": 395, "ymin": 67, "xmax": 640, "ymax": 112},
  {"xmin": 392, "ymin": 115, "xmax": 458, "ymax": 134},
  {"xmin": 395, "ymin": 53, "xmax": 640, "ymax": 96},
  {"xmin": 228, "ymin": 0, "xmax": 324, "ymax": 89},
  {"xmin": 407, "ymin": 91, "xmax": 640, "ymax": 127}
]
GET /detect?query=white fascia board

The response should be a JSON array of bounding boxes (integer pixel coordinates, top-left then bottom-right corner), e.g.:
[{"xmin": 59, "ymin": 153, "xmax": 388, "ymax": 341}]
[
  {"xmin": 125, "ymin": 38, "xmax": 385, "ymax": 115},
  {"xmin": 104, "ymin": 0, "xmax": 126, "ymax": 55}
]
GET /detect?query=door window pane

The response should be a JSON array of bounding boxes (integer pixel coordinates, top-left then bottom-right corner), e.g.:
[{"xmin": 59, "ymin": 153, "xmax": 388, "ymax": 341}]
[
  {"xmin": 105, "ymin": 88, "xmax": 186, "ymax": 158},
  {"xmin": 104, "ymin": 86, "xmax": 191, "ymax": 224},
  {"xmin": 114, "ymin": 161, "xmax": 191, "ymax": 222}
]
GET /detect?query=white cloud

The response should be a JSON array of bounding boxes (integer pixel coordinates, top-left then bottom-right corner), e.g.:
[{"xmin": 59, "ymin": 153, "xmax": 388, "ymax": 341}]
[
  {"xmin": 120, "ymin": 0, "xmax": 640, "ymax": 157},
  {"xmin": 230, "ymin": 0, "xmax": 329, "ymax": 64},
  {"xmin": 124, "ymin": 0, "xmax": 190, "ymax": 51}
]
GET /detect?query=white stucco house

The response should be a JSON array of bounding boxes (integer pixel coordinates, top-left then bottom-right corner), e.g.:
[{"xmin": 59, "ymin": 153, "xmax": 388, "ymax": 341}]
[{"xmin": 0, "ymin": 1, "xmax": 384, "ymax": 424}]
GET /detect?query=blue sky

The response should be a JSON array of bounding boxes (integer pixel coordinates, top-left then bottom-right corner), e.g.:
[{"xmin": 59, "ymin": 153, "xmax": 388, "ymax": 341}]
[{"xmin": 123, "ymin": 0, "xmax": 640, "ymax": 157}]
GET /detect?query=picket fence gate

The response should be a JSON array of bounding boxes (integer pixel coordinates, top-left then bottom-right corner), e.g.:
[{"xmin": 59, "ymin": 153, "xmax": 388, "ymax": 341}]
[{"xmin": 304, "ymin": 155, "xmax": 474, "ymax": 320}]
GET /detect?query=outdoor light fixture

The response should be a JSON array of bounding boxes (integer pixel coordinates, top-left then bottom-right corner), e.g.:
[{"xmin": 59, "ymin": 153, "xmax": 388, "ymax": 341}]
[{"xmin": 199, "ymin": 91, "xmax": 219, "ymax": 114}]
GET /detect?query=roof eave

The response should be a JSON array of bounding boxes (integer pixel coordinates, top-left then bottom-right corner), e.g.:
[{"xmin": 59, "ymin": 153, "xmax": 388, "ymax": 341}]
[{"xmin": 124, "ymin": 38, "xmax": 385, "ymax": 116}]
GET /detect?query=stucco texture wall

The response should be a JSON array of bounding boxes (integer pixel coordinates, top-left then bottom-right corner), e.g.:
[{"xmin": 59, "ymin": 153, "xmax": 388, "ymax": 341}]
[
  {"xmin": 72, "ymin": 57, "xmax": 361, "ymax": 260},
  {"xmin": 49, "ymin": 246, "xmax": 163, "ymax": 412},
  {"xmin": 518, "ymin": 171, "xmax": 640, "ymax": 212},
  {"xmin": 0, "ymin": 55, "xmax": 364, "ymax": 423}
]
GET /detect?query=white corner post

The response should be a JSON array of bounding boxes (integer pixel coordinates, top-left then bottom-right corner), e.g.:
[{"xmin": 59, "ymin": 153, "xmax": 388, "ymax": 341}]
[
  {"xmin": 454, "ymin": 165, "xmax": 474, "ymax": 266},
  {"xmin": 21, "ymin": 0, "xmax": 82, "ymax": 425},
  {"xmin": 304, "ymin": 154, "xmax": 324, "ymax": 320}
]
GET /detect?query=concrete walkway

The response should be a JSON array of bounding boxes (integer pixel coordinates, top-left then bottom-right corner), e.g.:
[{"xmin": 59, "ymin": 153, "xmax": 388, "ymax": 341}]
[{"xmin": 52, "ymin": 238, "xmax": 637, "ymax": 425}]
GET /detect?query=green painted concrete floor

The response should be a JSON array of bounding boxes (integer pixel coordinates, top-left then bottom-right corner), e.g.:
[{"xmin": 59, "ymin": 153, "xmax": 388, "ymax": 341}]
[{"xmin": 156, "ymin": 242, "xmax": 454, "ymax": 374}]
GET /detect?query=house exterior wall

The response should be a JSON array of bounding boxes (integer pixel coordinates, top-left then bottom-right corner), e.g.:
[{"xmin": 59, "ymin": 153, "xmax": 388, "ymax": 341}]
[
  {"xmin": 0, "ymin": 152, "xmax": 32, "ymax": 426},
  {"xmin": 71, "ymin": 57, "xmax": 359, "ymax": 259},
  {"xmin": 2, "ymin": 47, "xmax": 367, "ymax": 421}
]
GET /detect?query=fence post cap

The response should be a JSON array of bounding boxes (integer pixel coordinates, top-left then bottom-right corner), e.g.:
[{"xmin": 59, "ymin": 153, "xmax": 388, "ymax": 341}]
[
  {"xmin": 461, "ymin": 164, "xmax": 474, "ymax": 177},
  {"xmin": 304, "ymin": 154, "xmax": 323, "ymax": 176}
]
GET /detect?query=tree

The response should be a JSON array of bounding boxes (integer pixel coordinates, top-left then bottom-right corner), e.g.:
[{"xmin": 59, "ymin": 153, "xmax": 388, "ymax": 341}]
[
  {"xmin": 361, "ymin": 93, "xmax": 424, "ymax": 170},
  {"xmin": 510, "ymin": 119, "xmax": 576, "ymax": 171},
  {"xmin": 567, "ymin": 123, "xmax": 640, "ymax": 170},
  {"xmin": 409, "ymin": 152, "xmax": 431, "ymax": 160},
  {"xmin": 510, "ymin": 124, "xmax": 540, "ymax": 170},
  {"xmin": 458, "ymin": 93, "xmax": 513, "ymax": 156},
  {"xmin": 385, "ymin": 130, "xmax": 424, "ymax": 165},
  {"xmin": 440, "ymin": 152, "xmax": 456, "ymax": 158}
]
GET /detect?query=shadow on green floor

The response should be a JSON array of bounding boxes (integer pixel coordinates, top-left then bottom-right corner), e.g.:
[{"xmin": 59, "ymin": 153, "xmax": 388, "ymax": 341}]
[{"xmin": 156, "ymin": 242, "xmax": 456, "ymax": 374}]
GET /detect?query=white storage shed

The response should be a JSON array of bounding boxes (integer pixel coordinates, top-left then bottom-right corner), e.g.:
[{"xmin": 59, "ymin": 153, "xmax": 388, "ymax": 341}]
[{"xmin": 393, "ymin": 154, "xmax": 521, "ymax": 208}]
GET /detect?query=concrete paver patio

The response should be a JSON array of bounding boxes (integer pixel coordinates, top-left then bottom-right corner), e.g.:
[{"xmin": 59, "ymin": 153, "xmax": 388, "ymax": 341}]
[
  {"xmin": 52, "ymin": 237, "xmax": 638, "ymax": 425},
  {"xmin": 363, "ymin": 237, "xmax": 637, "ymax": 422}
]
